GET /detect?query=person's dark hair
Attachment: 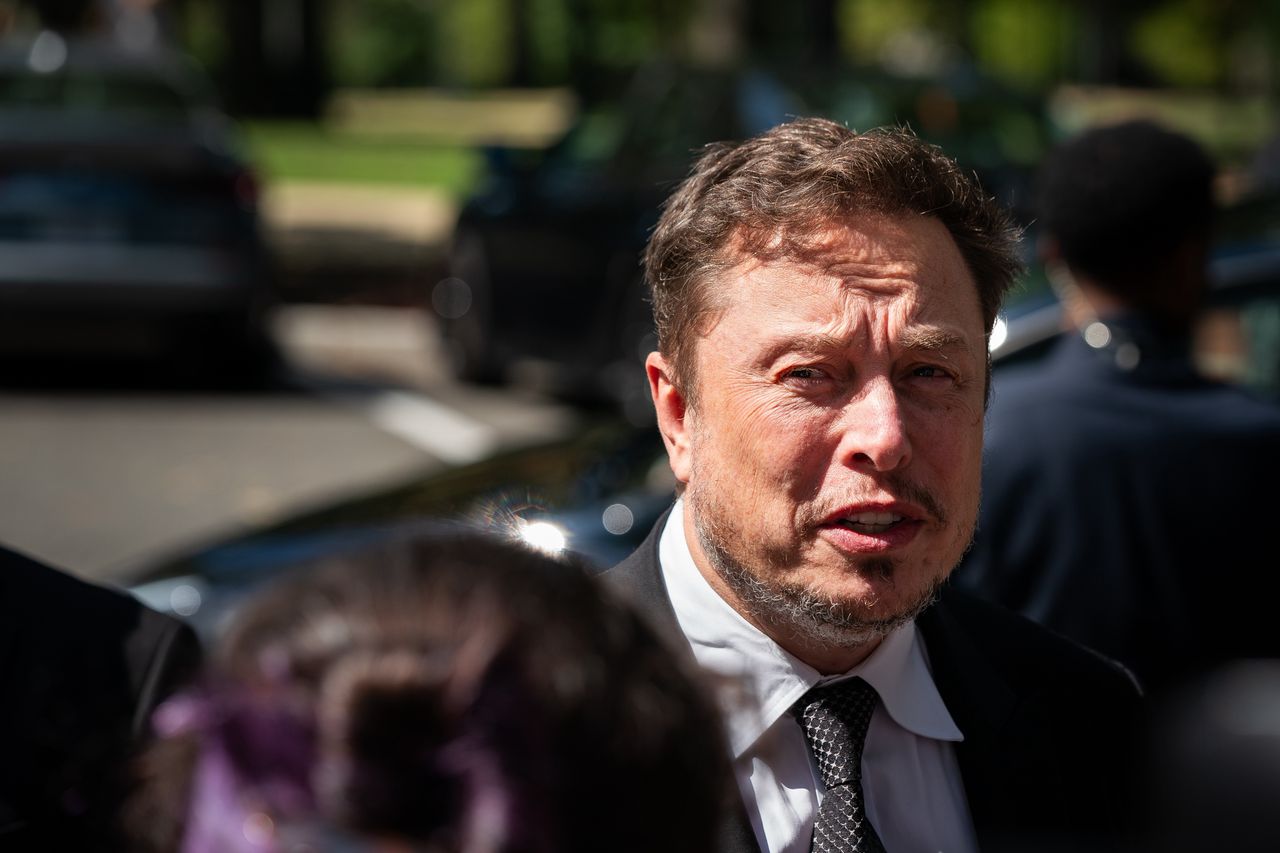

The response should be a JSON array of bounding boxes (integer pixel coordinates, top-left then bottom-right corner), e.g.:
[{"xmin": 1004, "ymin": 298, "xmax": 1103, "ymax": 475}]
[
  {"xmin": 1037, "ymin": 119, "xmax": 1216, "ymax": 292},
  {"xmin": 127, "ymin": 529, "xmax": 729, "ymax": 853},
  {"xmin": 644, "ymin": 117, "xmax": 1023, "ymax": 395}
]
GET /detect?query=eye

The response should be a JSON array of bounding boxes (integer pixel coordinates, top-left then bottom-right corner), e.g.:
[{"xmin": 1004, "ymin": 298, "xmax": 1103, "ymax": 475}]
[
  {"xmin": 909, "ymin": 364, "xmax": 956, "ymax": 382},
  {"xmin": 780, "ymin": 365, "xmax": 832, "ymax": 386}
]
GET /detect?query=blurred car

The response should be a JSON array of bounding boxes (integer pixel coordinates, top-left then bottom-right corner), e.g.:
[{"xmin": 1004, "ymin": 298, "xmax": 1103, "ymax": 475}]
[
  {"xmin": 437, "ymin": 64, "xmax": 808, "ymax": 418},
  {"xmin": 435, "ymin": 61, "xmax": 1050, "ymax": 416},
  {"xmin": 129, "ymin": 226, "xmax": 1280, "ymax": 639},
  {"xmin": 0, "ymin": 33, "xmax": 274, "ymax": 373}
]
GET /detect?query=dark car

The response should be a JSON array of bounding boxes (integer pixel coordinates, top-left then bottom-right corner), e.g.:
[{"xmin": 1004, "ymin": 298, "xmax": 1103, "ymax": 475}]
[
  {"xmin": 437, "ymin": 64, "xmax": 809, "ymax": 418},
  {"xmin": 0, "ymin": 33, "xmax": 274, "ymax": 373},
  {"xmin": 435, "ymin": 62, "xmax": 1050, "ymax": 415},
  {"xmin": 128, "ymin": 225, "xmax": 1280, "ymax": 639}
]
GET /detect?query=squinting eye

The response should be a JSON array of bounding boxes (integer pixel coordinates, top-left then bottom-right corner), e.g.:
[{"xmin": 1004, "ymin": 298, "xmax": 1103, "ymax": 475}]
[
  {"xmin": 786, "ymin": 367, "xmax": 823, "ymax": 380},
  {"xmin": 911, "ymin": 365, "xmax": 950, "ymax": 379}
]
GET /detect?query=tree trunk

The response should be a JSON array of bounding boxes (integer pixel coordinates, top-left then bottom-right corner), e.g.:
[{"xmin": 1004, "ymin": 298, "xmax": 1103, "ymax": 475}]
[{"xmin": 222, "ymin": 0, "xmax": 329, "ymax": 118}]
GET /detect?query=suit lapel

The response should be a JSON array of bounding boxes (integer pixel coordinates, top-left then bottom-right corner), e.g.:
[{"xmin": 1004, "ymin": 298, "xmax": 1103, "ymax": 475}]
[
  {"xmin": 602, "ymin": 511, "xmax": 764, "ymax": 853},
  {"xmin": 917, "ymin": 591, "xmax": 1027, "ymax": 845},
  {"xmin": 921, "ymin": 589, "xmax": 1018, "ymax": 835}
]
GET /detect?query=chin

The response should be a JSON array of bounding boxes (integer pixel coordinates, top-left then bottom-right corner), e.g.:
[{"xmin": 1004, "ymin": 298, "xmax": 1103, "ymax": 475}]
[
  {"xmin": 724, "ymin": 558, "xmax": 943, "ymax": 651},
  {"xmin": 816, "ymin": 554, "xmax": 928, "ymax": 605},
  {"xmin": 776, "ymin": 582, "xmax": 940, "ymax": 651}
]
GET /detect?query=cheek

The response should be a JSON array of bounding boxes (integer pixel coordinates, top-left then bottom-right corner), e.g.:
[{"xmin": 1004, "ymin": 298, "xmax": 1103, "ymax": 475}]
[
  {"xmin": 732, "ymin": 396, "xmax": 833, "ymax": 471},
  {"xmin": 918, "ymin": 406, "xmax": 984, "ymax": 488},
  {"xmin": 696, "ymin": 389, "xmax": 834, "ymax": 492}
]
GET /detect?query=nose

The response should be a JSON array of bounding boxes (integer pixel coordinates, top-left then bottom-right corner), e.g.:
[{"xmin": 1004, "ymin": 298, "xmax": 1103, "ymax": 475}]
[{"xmin": 835, "ymin": 378, "xmax": 911, "ymax": 472}]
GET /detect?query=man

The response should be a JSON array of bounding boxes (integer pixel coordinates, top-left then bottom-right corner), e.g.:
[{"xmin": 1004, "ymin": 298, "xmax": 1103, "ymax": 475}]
[
  {"xmin": 0, "ymin": 544, "xmax": 201, "ymax": 850},
  {"xmin": 957, "ymin": 120, "xmax": 1280, "ymax": 693},
  {"xmin": 603, "ymin": 118, "xmax": 1142, "ymax": 853}
]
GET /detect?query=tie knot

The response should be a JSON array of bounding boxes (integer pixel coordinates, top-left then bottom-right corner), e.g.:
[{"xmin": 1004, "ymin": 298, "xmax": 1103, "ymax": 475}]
[{"xmin": 793, "ymin": 677, "xmax": 879, "ymax": 788}]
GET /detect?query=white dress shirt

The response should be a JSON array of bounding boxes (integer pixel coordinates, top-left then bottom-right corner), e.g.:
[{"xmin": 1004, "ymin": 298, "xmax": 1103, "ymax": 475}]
[{"xmin": 659, "ymin": 499, "xmax": 978, "ymax": 853}]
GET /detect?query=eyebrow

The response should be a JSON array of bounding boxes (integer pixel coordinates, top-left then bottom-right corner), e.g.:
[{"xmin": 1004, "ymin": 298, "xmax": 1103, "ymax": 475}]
[
  {"xmin": 897, "ymin": 327, "xmax": 969, "ymax": 352},
  {"xmin": 764, "ymin": 328, "xmax": 970, "ymax": 359}
]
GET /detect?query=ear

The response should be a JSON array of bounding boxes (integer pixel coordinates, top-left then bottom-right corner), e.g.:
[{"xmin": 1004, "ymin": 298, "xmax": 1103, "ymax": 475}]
[{"xmin": 646, "ymin": 351, "xmax": 693, "ymax": 485}]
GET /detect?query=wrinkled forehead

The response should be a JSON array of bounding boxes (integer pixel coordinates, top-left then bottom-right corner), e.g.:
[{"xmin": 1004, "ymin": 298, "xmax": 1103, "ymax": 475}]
[{"xmin": 693, "ymin": 215, "xmax": 980, "ymax": 331}]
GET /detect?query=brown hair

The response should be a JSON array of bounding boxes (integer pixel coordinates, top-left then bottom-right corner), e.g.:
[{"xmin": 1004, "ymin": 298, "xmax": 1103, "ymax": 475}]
[
  {"xmin": 644, "ymin": 117, "xmax": 1023, "ymax": 394},
  {"xmin": 128, "ymin": 528, "xmax": 730, "ymax": 853}
]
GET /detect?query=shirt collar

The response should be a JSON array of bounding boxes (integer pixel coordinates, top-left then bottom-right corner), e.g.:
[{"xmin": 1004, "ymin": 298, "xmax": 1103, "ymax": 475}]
[{"xmin": 659, "ymin": 499, "xmax": 964, "ymax": 757}]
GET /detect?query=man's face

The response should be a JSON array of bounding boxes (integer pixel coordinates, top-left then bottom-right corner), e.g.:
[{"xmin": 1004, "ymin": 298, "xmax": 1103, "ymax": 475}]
[{"xmin": 649, "ymin": 215, "xmax": 987, "ymax": 665}]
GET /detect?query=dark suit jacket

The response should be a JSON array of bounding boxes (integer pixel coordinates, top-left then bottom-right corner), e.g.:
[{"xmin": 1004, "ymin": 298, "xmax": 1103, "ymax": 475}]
[
  {"xmin": 958, "ymin": 322, "xmax": 1280, "ymax": 693},
  {"xmin": 0, "ymin": 545, "xmax": 202, "ymax": 851},
  {"xmin": 602, "ymin": 514, "xmax": 1144, "ymax": 853}
]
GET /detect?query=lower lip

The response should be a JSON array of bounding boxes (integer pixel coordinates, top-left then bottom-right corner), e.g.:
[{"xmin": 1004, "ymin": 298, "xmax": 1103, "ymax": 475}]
[{"xmin": 818, "ymin": 520, "xmax": 923, "ymax": 553}]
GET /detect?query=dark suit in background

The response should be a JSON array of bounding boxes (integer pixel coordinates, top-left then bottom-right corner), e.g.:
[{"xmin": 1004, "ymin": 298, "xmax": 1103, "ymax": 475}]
[
  {"xmin": 0, "ymin": 545, "xmax": 201, "ymax": 851},
  {"xmin": 958, "ymin": 324, "xmax": 1280, "ymax": 691},
  {"xmin": 956, "ymin": 121, "xmax": 1280, "ymax": 695},
  {"xmin": 605, "ymin": 515, "xmax": 1145, "ymax": 853}
]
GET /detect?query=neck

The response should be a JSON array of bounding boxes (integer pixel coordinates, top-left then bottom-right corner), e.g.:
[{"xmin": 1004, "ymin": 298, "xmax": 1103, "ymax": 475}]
[{"xmin": 1068, "ymin": 270, "xmax": 1202, "ymax": 337}]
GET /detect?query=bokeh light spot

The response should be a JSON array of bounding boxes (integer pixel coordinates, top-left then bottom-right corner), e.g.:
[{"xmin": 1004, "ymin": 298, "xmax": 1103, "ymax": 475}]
[
  {"xmin": 602, "ymin": 503, "xmax": 634, "ymax": 535},
  {"xmin": 432, "ymin": 278, "xmax": 473, "ymax": 320},
  {"xmin": 169, "ymin": 584, "xmax": 202, "ymax": 617}
]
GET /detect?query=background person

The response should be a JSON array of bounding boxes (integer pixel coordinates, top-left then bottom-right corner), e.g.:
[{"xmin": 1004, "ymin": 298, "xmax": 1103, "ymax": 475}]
[
  {"xmin": 604, "ymin": 117, "xmax": 1143, "ymax": 853},
  {"xmin": 956, "ymin": 120, "xmax": 1280, "ymax": 693},
  {"xmin": 127, "ymin": 528, "xmax": 731, "ymax": 853}
]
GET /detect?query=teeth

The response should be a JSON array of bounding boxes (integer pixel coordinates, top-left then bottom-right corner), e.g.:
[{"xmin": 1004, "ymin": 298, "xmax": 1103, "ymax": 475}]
[{"xmin": 838, "ymin": 512, "xmax": 903, "ymax": 533}]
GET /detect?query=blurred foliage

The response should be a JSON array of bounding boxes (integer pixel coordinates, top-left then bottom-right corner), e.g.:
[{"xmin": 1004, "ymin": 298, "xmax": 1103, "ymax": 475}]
[
  {"xmin": 970, "ymin": 0, "xmax": 1075, "ymax": 89},
  {"xmin": 840, "ymin": 0, "xmax": 956, "ymax": 67},
  {"xmin": 526, "ymin": 0, "xmax": 572, "ymax": 83},
  {"xmin": 331, "ymin": 0, "xmax": 437, "ymax": 87},
  {"xmin": 1132, "ymin": 0, "xmax": 1224, "ymax": 88},
  {"xmin": 8, "ymin": 0, "xmax": 1278, "ymax": 100},
  {"xmin": 153, "ymin": 0, "xmax": 1280, "ymax": 172},
  {"xmin": 162, "ymin": 0, "xmax": 1280, "ymax": 98},
  {"xmin": 436, "ymin": 0, "xmax": 511, "ymax": 87},
  {"xmin": 180, "ymin": 0, "xmax": 225, "ymax": 76},
  {"xmin": 299, "ymin": 0, "xmax": 690, "ymax": 90}
]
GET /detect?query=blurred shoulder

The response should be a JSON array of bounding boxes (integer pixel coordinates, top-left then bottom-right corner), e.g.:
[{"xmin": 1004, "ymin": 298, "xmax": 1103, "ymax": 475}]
[
  {"xmin": 0, "ymin": 544, "xmax": 200, "ymax": 707},
  {"xmin": 1, "ymin": 544, "xmax": 153, "ymax": 632}
]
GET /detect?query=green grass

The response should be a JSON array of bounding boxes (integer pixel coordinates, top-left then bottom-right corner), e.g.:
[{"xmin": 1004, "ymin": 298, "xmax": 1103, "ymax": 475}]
[{"xmin": 241, "ymin": 121, "xmax": 484, "ymax": 196}]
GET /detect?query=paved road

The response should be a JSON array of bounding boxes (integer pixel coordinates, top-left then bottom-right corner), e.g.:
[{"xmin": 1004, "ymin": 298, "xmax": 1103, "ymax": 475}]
[{"xmin": 0, "ymin": 305, "xmax": 579, "ymax": 585}]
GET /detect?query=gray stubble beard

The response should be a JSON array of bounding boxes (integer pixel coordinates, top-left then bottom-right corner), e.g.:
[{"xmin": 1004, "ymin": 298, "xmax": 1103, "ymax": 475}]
[{"xmin": 689, "ymin": 488, "xmax": 945, "ymax": 652}]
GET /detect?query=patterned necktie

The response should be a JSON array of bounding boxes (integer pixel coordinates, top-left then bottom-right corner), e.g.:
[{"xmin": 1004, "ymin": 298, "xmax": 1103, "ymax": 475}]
[{"xmin": 793, "ymin": 677, "xmax": 888, "ymax": 853}]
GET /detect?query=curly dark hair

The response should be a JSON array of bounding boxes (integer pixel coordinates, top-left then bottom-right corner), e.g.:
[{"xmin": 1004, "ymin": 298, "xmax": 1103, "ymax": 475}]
[
  {"xmin": 644, "ymin": 117, "xmax": 1022, "ymax": 395},
  {"xmin": 127, "ymin": 528, "xmax": 730, "ymax": 853}
]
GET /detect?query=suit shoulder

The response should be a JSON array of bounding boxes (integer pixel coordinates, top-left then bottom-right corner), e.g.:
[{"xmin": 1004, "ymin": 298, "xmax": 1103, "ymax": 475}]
[
  {"xmin": 599, "ymin": 514, "xmax": 667, "ymax": 600},
  {"xmin": 929, "ymin": 586, "xmax": 1141, "ymax": 698}
]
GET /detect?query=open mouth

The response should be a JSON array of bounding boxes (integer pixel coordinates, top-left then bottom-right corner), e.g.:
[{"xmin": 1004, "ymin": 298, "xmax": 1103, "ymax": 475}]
[{"xmin": 833, "ymin": 512, "xmax": 905, "ymax": 534}]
